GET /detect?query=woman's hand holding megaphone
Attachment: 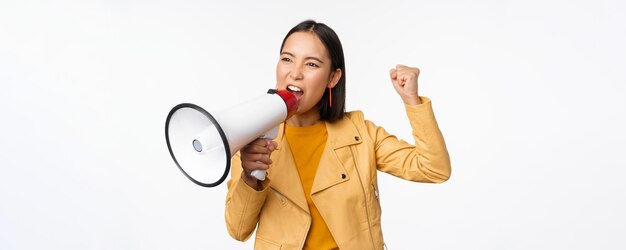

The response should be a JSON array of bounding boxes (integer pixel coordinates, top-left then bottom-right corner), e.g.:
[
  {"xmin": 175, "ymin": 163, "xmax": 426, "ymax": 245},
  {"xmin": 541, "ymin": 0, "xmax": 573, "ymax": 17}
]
[{"xmin": 240, "ymin": 138, "xmax": 278, "ymax": 189}]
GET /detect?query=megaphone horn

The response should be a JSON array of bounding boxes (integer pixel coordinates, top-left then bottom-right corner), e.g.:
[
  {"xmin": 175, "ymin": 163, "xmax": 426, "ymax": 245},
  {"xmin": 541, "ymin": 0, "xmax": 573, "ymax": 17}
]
[{"xmin": 165, "ymin": 89, "xmax": 298, "ymax": 187}]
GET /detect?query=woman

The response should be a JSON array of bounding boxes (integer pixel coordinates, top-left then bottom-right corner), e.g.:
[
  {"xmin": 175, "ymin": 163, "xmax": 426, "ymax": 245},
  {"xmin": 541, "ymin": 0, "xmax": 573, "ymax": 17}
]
[{"xmin": 225, "ymin": 20, "xmax": 451, "ymax": 250}]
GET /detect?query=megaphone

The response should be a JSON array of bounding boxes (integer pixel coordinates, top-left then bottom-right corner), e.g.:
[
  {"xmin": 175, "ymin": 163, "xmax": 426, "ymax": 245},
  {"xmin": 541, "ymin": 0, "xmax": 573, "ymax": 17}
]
[{"xmin": 165, "ymin": 89, "xmax": 298, "ymax": 187}]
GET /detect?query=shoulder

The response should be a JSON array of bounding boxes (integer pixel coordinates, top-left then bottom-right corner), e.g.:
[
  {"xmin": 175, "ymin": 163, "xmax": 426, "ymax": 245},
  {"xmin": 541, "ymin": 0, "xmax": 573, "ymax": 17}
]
[
  {"xmin": 342, "ymin": 110, "xmax": 378, "ymax": 132},
  {"xmin": 344, "ymin": 110, "xmax": 364, "ymax": 120},
  {"xmin": 343, "ymin": 110, "xmax": 366, "ymax": 125},
  {"xmin": 325, "ymin": 110, "xmax": 370, "ymax": 134},
  {"xmin": 325, "ymin": 110, "xmax": 380, "ymax": 135},
  {"xmin": 342, "ymin": 110, "xmax": 385, "ymax": 137}
]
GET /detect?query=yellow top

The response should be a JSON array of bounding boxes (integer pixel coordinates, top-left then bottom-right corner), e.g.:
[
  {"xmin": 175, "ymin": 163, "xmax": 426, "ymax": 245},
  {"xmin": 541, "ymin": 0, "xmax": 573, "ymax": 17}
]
[{"xmin": 284, "ymin": 121, "xmax": 338, "ymax": 250}]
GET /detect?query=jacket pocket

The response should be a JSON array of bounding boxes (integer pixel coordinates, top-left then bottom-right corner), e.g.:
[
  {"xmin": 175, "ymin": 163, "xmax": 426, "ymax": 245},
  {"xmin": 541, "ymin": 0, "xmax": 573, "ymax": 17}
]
[
  {"xmin": 370, "ymin": 183, "xmax": 382, "ymax": 223},
  {"xmin": 255, "ymin": 236, "xmax": 282, "ymax": 250},
  {"xmin": 372, "ymin": 184, "xmax": 379, "ymax": 200},
  {"xmin": 270, "ymin": 188, "xmax": 286, "ymax": 206},
  {"xmin": 370, "ymin": 182, "xmax": 385, "ymax": 249}
]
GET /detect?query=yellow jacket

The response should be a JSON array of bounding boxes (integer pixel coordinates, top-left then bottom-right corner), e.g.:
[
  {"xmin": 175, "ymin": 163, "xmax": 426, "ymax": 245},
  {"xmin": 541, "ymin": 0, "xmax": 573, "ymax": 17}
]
[{"xmin": 225, "ymin": 97, "xmax": 451, "ymax": 249}]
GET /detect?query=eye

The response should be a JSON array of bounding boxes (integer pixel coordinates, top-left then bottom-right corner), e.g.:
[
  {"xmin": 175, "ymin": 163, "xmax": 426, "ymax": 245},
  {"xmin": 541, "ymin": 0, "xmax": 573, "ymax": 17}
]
[
  {"xmin": 306, "ymin": 62, "xmax": 319, "ymax": 68},
  {"xmin": 281, "ymin": 57, "xmax": 291, "ymax": 62}
]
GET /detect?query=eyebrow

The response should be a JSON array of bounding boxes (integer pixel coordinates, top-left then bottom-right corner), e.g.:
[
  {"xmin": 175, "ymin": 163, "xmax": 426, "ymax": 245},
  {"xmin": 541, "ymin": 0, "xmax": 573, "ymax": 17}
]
[{"xmin": 280, "ymin": 51, "xmax": 325, "ymax": 64}]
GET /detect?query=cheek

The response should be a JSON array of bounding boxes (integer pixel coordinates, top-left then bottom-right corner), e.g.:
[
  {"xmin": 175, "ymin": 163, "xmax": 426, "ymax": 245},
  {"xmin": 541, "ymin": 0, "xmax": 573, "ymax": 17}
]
[
  {"xmin": 275, "ymin": 65, "xmax": 287, "ymax": 87},
  {"xmin": 305, "ymin": 72, "xmax": 329, "ymax": 96},
  {"xmin": 276, "ymin": 64, "xmax": 285, "ymax": 76}
]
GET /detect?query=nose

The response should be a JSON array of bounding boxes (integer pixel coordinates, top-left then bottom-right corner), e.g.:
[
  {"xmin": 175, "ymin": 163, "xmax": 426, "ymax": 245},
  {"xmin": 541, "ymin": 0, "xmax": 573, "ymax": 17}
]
[{"xmin": 289, "ymin": 65, "xmax": 304, "ymax": 80}]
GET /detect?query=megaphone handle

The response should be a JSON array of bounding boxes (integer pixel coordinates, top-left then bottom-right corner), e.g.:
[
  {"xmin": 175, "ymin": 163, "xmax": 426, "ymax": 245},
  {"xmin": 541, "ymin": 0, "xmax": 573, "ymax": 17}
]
[
  {"xmin": 249, "ymin": 126, "xmax": 280, "ymax": 181},
  {"xmin": 250, "ymin": 170, "xmax": 266, "ymax": 181}
]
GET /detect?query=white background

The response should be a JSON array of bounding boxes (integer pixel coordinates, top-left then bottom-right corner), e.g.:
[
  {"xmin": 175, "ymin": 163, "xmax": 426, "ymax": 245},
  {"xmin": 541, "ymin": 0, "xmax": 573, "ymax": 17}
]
[{"xmin": 1, "ymin": 0, "xmax": 625, "ymax": 249}]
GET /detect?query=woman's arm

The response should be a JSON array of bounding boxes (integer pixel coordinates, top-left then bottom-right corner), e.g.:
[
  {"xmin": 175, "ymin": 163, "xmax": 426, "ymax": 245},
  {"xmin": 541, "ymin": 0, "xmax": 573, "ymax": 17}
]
[
  {"xmin": 369, "ymin": 97, "xmax": 451, "ymax": 183},
  {"xmin": 371, "ymin": 65, "xmax": 451, "ymax": 182},
  {"xmin": 225, "ymin": 148, "xmax": 270, "ymax": 241}
]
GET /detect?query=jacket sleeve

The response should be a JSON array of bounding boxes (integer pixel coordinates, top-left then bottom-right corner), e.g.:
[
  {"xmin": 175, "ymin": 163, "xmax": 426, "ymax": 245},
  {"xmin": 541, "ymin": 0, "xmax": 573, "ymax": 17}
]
[
  {"xmin": 367, "ymin": 96, "xmax": 451, "ymax": 183},
  {"xmin": 224, "ymin": 152, "xmax": 271, "ymax": 241}
]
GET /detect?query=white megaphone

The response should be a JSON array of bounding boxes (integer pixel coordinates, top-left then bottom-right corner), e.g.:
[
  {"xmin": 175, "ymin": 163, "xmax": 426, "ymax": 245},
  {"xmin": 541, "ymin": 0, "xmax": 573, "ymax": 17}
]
[{"xmin": 165, "ymin": 89, "xmax": 298, "ymax": 187}]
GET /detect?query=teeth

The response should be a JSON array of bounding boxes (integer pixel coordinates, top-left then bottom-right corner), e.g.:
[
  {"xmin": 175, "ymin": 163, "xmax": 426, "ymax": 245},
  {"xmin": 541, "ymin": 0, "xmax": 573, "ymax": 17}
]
[{"xmin": 288, "ymin": 85, "xmax": 302, "ymax": 92}]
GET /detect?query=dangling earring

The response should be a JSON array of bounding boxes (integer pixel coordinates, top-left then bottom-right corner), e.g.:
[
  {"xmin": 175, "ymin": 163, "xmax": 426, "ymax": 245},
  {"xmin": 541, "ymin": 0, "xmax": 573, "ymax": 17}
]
[{"xmin": 328, "ymin": 88, "xmax": 333, "ymax": 108}]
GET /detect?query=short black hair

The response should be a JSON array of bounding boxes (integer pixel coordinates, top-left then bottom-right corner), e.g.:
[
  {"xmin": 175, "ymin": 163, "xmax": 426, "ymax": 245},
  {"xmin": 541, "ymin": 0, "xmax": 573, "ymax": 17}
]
[{"xmin": 280, "ymin": 20, "xmax": 346, "ymax": 123}]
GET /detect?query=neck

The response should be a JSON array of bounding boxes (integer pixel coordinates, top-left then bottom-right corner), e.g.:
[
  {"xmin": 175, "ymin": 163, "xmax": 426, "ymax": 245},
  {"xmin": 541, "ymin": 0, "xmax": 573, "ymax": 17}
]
[{"xmin": 286, "ymin": 108, "xmax": 321, "ymax": 127}]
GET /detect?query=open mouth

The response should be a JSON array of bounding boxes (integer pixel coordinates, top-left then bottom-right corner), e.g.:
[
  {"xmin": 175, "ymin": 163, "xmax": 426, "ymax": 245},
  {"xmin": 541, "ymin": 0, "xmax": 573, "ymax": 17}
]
[{"xmin": 287, "ymin": 85, "xmax": 304, "ymax": 100}]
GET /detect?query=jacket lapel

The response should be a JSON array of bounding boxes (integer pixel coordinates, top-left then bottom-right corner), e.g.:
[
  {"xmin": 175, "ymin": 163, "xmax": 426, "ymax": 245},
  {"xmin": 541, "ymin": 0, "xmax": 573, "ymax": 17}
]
[
  {"xmin": 311, "ymin": 115, "xmax": 362, "ymax": 194},
  {"xmin": 269, "ymin": 115, "xmax": 364, "ymax": 209},
  {"xmin": 268, "ymin": 124, "xmax": 310, "ymax": 213}
]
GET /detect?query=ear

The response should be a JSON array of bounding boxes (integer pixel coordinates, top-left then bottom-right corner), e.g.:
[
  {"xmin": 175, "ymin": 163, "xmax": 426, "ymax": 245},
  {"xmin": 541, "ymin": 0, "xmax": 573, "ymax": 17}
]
[{"xmin": 327, "ymin": 68, "xmax": 342, "ymax": 88}]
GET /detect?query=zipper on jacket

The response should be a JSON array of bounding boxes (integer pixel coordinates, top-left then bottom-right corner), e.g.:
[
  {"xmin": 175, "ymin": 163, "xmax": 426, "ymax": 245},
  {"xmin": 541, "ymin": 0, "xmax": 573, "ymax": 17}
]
[
  {"xmin": 373, "ymin": 183, "xmax": 386, "ymax": 249},
  {"xmin": 372, "ymin": 184, "xmax": 379, "ymax": 200},
  {"xmin": 270, "ymin": 188, "xmax": 285, "ymax": 205}
]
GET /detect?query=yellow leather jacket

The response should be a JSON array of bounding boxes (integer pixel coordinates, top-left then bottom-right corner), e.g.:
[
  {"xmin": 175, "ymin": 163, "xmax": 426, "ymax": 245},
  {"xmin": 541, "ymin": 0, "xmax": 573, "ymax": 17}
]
[{"xmin": 225, "ymin": 97, "xmax": 451, "ymax": 249}]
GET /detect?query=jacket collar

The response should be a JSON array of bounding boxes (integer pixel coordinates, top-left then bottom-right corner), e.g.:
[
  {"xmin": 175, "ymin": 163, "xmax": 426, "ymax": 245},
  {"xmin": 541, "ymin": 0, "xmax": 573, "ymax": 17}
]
[
  {"xmin": 274, "ymin": 113, "xmax": 363, "ymax": 150},
  {"xmin": 325, "ymin": 114, "xmax": 362, "ymax": 149}
]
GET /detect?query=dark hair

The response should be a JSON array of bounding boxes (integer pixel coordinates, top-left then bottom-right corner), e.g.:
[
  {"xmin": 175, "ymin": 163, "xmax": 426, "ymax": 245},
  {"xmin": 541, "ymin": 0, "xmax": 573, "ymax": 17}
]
[{"xmin": 280, "ymin": 20, "xmax": 346, "ymax": 122}]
